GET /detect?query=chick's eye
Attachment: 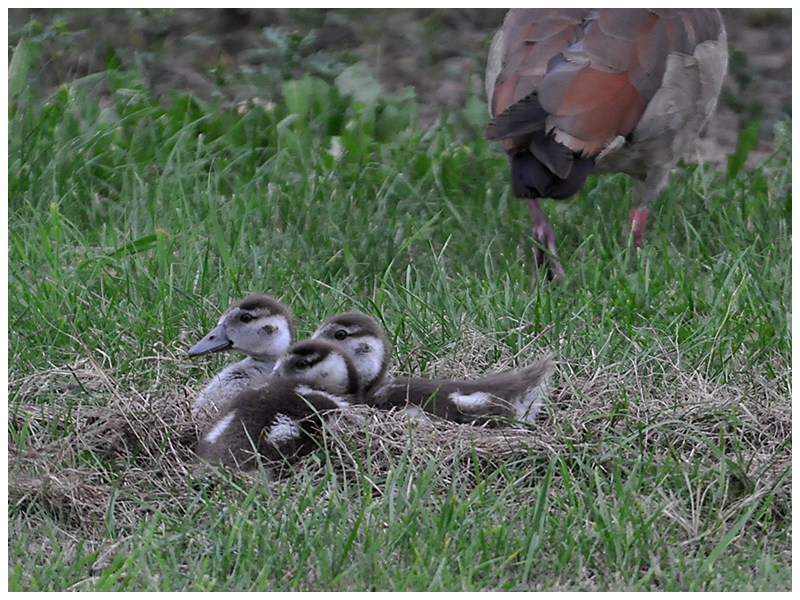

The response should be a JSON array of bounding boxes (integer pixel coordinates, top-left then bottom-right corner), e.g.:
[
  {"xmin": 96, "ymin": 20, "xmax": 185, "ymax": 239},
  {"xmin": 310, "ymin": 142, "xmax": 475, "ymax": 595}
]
[
  {"xmin": 334, "ymin": 329, "xmax": 348, "ymax": 341},
  {"xmin": 295, "ymin": 359, "xmax": 309, "ymax": 370},
  {"xmin": 240, "ymin": 313, "xmax": 253, "ymax": 323}
]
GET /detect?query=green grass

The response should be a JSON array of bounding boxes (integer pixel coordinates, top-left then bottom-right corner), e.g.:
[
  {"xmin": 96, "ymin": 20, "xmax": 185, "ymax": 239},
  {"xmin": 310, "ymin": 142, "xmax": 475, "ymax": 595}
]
[{"xmin": 7, "ymin": 55, "xmax": 791, "ymax": 591}]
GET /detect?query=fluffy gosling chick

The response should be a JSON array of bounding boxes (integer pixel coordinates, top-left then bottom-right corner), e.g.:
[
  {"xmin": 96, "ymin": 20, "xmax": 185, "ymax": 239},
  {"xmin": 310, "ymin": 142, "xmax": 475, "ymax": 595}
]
[
  {"xmin": 315, "ymin": 311, "xmax": 552, "ymax": 424},
  {"xmin": 189, "ymin": 295, "xmax": 295, "ymax": 419},
  {"xmin": 372, "ymin": 358, "xmax": 553, "ymax": 425},
  {"xmin": 311, "ymin": 311, "xmax": 391, "ymax": 398},
  {"xmin": 195, "ymin": 339, "xmax": 358, "ymax": 472}
]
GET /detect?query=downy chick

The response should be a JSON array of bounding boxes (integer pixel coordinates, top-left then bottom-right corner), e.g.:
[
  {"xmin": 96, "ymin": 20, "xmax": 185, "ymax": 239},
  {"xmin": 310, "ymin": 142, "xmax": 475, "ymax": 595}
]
[
  {"xmin": 189, "ymin": 295, "xmax": 294, "ymax": 419},
  {"xmin": 311, "ymin": 311, "xmax": 391, "ymax": 398},
  {"xmin": 314, "ymin": 311, "xmax": 552, "ymax": 424},
  {"xmin": 195, "ymin": 339, "xmax": 359, "ymax": 472},
  {"xmin": 372, "ymin": 358, "xmax": 552, "ymax": 425}
]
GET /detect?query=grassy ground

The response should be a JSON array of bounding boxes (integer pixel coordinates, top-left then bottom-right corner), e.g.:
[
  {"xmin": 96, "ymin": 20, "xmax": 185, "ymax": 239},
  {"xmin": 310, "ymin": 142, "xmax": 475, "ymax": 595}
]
[{"xmin": 7, "ymin": 43, "xmax": 791, "ymax": 591}]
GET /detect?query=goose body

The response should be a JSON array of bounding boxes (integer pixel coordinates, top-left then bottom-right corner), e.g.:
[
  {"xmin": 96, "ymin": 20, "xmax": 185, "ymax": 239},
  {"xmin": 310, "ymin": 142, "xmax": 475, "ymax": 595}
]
[
  {"xmin": 196, "ymin": 339, "xmax": 359, "ymax": 472},
  {"xmin": 189, "ymin": 295, "xmax": 294, "ymax": 419},
  {"xmin": 315, "ymin": 311, "xmax": 552, "ymax": 424},
  {"xmin": 485, "ymin": 9, "xmax": 728, "ymax": 279},
  {"xmin": 371, "ymin": 358, "xmax": 552, "ymax": 425}
]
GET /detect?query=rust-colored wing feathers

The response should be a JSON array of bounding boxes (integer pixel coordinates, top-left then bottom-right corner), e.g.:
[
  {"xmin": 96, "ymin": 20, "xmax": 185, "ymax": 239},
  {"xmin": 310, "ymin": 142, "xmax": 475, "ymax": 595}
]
[
  {"xmin": 487, "ymin": 9, "xmax": 725, "ymax": 158},
  {"xmin": 539, "ymin": 68, "xmax": 648, "ymax": 155},
  {"xmin": 488, "ymin": 9, "xmax": 586, "ymax": 118}
]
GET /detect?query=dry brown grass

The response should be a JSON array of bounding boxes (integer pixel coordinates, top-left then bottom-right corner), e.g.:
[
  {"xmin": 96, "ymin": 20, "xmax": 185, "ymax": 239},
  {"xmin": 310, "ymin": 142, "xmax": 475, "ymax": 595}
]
[{"xmin": 8, "ymin": 343, "xmax": 790, "ymax": 546}]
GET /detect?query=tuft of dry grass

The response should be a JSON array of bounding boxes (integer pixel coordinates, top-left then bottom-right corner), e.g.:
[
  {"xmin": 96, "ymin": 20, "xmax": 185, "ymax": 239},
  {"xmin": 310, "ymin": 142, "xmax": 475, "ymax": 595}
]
[{"xmin": 8, "ymin": 339, "xmax": 790, "ymax": 547}]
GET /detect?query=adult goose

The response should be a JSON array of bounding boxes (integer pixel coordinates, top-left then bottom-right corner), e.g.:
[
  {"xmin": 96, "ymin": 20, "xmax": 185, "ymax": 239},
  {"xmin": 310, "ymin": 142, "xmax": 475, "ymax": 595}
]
[{"xmin": 485, "ymin": 9, "xmax": 728, "ymax": 279}]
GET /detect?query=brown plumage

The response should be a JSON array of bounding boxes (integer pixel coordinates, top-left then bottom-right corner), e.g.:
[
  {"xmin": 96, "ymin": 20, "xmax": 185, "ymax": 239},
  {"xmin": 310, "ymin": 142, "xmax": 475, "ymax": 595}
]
[
  {"xmin": 485, "ymin": 9, "xmax": 728, "ymax": 279},
  {"xmin": 370, "ymin": 358, "xmax": 553, "ymax": 425}
]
